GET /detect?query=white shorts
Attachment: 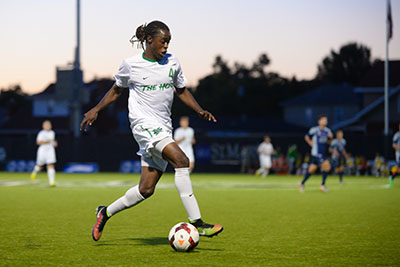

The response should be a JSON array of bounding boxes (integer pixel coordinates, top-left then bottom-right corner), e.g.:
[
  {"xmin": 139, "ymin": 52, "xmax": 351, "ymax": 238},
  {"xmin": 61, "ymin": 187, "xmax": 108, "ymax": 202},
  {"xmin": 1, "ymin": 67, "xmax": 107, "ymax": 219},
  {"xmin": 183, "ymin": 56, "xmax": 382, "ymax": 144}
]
[
  {"xmin": 259, "ymin": 155, "xmax": 272, "ymax": 169},
  {"xmin": 179, "ymin": 145, "xmax": 195, "ymax": 163},
  {"xmin": 36, "ymin": 149, "xmax": 56, "ymax": 166},
  {"xmin": 132, "ymin": 122, "xmax": 174, "ymax": 172}
]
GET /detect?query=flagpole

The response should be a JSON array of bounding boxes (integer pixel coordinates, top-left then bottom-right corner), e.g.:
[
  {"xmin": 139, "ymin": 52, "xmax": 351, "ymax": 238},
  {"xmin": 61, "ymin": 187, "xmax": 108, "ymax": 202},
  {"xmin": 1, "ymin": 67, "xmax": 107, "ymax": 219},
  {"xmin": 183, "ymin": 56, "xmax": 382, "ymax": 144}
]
[{"xmin": 384, "ymin": 0, "xmax": 389, "ymax": 136}]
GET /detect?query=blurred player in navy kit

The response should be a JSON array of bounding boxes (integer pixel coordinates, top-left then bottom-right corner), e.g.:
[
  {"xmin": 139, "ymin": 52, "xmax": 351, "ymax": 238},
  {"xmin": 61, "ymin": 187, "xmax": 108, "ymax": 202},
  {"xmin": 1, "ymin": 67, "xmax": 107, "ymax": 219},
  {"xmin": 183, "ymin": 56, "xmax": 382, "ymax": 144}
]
[
  {"xmin": 329, "ymin": 130, "xmax": 348, "ymax": 185},
  {"xmin": 299, "ymin": 115, "xmax": 333, "ymax": 192}
]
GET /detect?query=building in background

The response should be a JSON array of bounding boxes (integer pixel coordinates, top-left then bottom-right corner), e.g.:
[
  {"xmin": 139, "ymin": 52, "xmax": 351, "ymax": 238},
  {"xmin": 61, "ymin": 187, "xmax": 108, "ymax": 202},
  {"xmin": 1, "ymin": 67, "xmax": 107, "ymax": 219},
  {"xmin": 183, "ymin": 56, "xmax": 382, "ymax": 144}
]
[
  {"xmin": 281, "ymin": 83, "xmax": 361, "ymax": 128},
  {"xmin": 332, "ymin": 60, "xmax": 400, "ymax": 134}
]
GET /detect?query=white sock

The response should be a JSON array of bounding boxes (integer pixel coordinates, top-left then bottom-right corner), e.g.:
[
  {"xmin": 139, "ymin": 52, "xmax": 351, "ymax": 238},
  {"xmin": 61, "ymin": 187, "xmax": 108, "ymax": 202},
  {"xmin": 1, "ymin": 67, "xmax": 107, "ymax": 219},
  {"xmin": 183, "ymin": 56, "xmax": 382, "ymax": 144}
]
[
  {"xmin": 107, "ymin": 185, "xmax": 145, "ymax": 217},
  {"xmin": 47, "ymin": 168, "xmax": 55, "ymax": 185},
  {"xmin": 175, "ymin": 168, "xmax": 201, "ymax": 221},
  {"xmin": 32, "ymin": 165, "xmax": 40, "ymax": 174}
]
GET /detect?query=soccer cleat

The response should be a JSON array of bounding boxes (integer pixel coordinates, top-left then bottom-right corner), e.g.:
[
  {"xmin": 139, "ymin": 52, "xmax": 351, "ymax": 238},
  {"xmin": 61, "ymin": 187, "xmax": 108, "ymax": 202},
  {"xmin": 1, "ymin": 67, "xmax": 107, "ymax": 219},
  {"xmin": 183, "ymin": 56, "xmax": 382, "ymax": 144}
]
[
  {"xmin": 30, "ymin": 172, "xmax": 36, "ymax": 181},
  {"xmin": 320, "ymin": 185, "xmax": 329, "ymax": 192},
  {"xmin": 49, "ymin": 183, "xmax": 56, "ymax": 187},
  {"xmin": 339, "ymin": 181, "xmax": 344, "ymax": 185},
  {"xmin": 92, "ymin": 206, "xmax": 109, "ymax": 241},
  {"xmin": 299, "ymin": 183, "xmax": 304, "ymax": 193},
  {"xmin": 189, "ymin": 219, "xmax": 223, "ymax": 238}
]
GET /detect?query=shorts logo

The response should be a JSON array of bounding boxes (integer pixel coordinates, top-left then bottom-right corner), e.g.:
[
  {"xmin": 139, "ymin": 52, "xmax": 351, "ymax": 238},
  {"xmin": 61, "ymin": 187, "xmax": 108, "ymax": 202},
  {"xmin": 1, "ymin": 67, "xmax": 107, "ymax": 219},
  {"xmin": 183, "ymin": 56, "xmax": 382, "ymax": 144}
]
[{"xmin": 153, "ymin": 127, "xmax": 163, "ymax": 136}]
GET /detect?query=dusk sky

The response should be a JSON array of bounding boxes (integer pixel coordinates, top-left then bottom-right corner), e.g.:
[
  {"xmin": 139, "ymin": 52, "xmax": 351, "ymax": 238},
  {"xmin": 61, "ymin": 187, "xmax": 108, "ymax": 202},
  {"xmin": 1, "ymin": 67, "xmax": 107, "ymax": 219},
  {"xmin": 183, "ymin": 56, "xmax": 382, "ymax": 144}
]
[{"xmin": 1, "ymin": 0, "xmax": 399, "ymax": 94}]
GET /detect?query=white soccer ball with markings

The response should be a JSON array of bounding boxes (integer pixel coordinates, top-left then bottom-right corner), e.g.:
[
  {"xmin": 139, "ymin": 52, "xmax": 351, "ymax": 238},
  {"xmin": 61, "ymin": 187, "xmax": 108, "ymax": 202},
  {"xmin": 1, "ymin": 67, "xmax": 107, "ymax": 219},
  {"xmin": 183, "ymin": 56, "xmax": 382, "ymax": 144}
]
[{"xmin": 168, "ymin": 222, "xmax": 200, "ymax": 252}]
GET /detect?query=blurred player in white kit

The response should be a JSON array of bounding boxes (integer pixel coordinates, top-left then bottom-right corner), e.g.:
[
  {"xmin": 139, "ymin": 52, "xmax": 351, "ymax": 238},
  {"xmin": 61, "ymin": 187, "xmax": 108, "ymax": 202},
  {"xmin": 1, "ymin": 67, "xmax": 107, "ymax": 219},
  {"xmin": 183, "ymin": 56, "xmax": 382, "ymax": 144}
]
[
  {"xmin": 257, "ymin": 136, "xmax": 274, "ymax": 177},
  {"xmin": 174, "ymin": 116, "xmax": 196, "ymax": 171},
  {"xmin": 30, "ymin": 120, "xmax": 57, "ymax": 187}
]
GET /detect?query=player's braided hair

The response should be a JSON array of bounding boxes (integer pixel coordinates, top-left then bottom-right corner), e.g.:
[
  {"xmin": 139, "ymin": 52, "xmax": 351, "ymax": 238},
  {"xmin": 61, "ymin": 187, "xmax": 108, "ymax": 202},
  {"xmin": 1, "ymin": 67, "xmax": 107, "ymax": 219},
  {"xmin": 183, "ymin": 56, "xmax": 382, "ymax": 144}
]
[{"xmin": 129, "ymin": 21, "xmax": 170, "ymax": 49}]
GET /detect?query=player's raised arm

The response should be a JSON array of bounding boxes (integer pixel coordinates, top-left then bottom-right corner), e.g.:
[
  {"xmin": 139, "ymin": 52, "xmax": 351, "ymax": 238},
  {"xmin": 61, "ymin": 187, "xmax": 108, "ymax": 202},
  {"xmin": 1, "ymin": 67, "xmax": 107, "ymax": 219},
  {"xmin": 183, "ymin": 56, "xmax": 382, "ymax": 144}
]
[
  {"xmin": 175, "ymin": 87, "xmax": 216, "ymax": 122},
  {"xmin": 80, "ymin": 84, "xmax": 124, "ymax": 132}
]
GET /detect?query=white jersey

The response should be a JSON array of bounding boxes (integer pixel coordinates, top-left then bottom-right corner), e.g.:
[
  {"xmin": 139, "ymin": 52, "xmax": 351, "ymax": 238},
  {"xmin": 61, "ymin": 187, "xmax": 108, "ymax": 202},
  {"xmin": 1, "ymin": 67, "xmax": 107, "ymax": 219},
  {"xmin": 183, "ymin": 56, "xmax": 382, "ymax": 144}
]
[
  {"xmin": 36, "ymin": 130, "xmax": 56, "ymax": 165},
  {"xmin": 113, "ymin": 53, "xmax": 187, "ymax": 131},
  {"xmin": 174, "ymin": 127, "xmax": 194, "ymax": 150},
  {"xmin": 258, "ymin": 142, "xmax": 274, "ymax": 157},
  {"xmin": 174, "ymin": 127, "xmax": 195, "ymax": 163}
]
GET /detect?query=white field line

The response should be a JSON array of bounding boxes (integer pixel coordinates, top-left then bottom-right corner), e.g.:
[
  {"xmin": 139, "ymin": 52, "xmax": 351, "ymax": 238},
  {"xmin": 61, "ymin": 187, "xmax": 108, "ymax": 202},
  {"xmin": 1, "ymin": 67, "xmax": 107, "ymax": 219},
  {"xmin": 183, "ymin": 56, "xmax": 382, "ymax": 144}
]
[{"xmin": 0, "ymin": 180, "xmax": 391, "ymax": 190}]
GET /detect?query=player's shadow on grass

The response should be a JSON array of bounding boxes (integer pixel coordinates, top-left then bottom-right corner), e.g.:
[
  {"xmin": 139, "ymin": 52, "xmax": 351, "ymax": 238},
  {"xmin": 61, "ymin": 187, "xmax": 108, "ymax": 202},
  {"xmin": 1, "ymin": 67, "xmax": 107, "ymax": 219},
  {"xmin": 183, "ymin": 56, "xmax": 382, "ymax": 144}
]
[{"xmin": 95, "ymin": 237, "xmax": 168, "ymax": 247}]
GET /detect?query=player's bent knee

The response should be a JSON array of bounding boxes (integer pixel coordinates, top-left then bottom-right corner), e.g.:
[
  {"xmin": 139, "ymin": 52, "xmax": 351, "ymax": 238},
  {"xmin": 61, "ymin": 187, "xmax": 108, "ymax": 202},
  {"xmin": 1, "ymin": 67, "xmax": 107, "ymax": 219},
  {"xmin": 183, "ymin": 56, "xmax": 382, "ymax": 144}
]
[
  {"xmin": 175, "ymin": 154, "xmax": 189, "ymax": 168},
  {"xmin": 138, "ymin": 186, "xmax": 155, "ymax": 198}
]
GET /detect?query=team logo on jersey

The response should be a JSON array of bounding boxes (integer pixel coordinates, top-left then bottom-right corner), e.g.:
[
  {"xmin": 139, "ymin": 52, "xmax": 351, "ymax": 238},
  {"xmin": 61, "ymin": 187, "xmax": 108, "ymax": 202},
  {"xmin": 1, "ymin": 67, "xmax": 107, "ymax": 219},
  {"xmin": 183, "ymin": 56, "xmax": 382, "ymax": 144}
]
[{"xmin": 153, "ymin": 127, "xmax": 163, "ymax": 136}]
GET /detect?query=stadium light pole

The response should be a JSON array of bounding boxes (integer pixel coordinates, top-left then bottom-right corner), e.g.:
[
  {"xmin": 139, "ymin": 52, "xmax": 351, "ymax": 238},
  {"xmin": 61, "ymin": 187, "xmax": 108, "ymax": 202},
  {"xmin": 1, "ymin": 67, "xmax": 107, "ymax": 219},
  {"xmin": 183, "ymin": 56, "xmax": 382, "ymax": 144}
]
[
  {"xmin": 71, "ymin": 0, "xmax": 82, "ymax": 138},
  {"xmin": 384, "ymin": 0, "xmax": 390, "ymax": 136}
]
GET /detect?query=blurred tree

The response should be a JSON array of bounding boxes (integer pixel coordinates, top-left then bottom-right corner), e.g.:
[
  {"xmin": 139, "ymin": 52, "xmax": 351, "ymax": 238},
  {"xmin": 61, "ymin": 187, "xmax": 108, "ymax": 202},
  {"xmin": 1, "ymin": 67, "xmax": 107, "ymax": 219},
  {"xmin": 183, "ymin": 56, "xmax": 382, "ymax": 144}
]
[
  {"xmin": 316, "ymin": 43, "xmax": 372, "ymax": 85},
  {"xmin": 0, "ymin": 85, "xmax": 29, "ymax": 116},
  {"xmin": 250, "ymin": 53, "xmax": 270, "ymax": 78}
]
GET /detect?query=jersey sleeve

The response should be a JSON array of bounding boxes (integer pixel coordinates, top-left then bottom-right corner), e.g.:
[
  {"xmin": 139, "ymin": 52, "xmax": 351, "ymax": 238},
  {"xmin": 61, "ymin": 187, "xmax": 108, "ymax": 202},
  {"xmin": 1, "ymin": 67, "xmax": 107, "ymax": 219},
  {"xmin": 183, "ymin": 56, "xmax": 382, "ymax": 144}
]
[
  {"xmin": 257, "ymin": 144, "xmax": 262, "ymax": 153},
  {"xmin": 36, "ymin": 131, "xmax": 45, "ymax": 142},
  {"xmin": 326, "ymin": 127, "xmax": 332, "ymax": 135},
  {"xmin": 306, "ymin": 127, "xmax": 315, "ymax": 137},
  {"xmin": 173, "ymin": 58, "xmax": 187, "ymax": 89},
  {"xmin": 393, "ymin": 133, "xmax": 400, "ymax": 144},
  {"xmin": 343, "ymin": 139, "xmax": 347, "ymax": 147},
  {"xmin": 113, "ymin": 60, "xmax": 131, "ymax": 88},
  {"xmin": 174, "ymin": 129, "xmax": 183, "ymax": 140}
]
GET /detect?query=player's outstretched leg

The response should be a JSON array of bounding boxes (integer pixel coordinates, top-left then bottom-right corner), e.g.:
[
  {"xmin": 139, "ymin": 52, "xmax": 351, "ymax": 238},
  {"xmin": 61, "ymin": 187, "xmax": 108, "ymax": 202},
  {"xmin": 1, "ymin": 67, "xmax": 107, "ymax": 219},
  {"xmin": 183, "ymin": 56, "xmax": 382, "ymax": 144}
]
[
  {"xmin": 91, "ymin": 168, "xmax": 160, "ymax": 241},
  {"xmin": 92, "ymin": 206, "xmax": 110, "ymax": 241}
]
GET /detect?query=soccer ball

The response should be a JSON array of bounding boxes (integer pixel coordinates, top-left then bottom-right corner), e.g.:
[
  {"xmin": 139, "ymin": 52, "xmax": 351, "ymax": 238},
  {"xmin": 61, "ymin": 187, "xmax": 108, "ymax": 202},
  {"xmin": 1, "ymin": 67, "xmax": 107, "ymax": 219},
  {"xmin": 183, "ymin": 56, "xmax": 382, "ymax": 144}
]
[{"xmin": 168, "ymin": 222, "xmax": 200, "ymax": 252}]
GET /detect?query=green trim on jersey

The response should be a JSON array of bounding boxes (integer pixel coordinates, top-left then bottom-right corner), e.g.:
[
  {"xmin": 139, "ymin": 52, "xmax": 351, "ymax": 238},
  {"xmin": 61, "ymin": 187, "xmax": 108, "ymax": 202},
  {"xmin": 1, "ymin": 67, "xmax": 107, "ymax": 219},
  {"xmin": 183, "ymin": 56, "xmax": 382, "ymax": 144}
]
[{"xmin": 142, "ymin": 53, "xmax": 157, "ymax": 63}]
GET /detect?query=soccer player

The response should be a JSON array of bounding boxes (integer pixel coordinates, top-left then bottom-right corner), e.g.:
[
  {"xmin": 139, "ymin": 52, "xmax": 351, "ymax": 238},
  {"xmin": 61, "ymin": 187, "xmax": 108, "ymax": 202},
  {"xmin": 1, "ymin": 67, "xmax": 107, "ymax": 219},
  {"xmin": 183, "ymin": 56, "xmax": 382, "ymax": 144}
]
[
  {"xmin": 256, "ymin": 136, "xmax": 274, "ymax": 177},
  {"xmin": 174, "ymin": 116, "xmax": 196, "ymax": 171},
  {"xmin": 30, "ymin": 120, "xmax": 57, "ymax": 187},
  {"xmin": 329, "ymin": 130, "xmax": 348, "ymax": 185},
  {"xmin": 389, "ymin": 123, "xmax": 400, "ymax": 188},
  {"xmin": 80, "ymin": 21, "xmax": 223, "ymax": 241},
  {"xmin": 299, "ymin": 115, "xmax": 333, "ymax": 192}
]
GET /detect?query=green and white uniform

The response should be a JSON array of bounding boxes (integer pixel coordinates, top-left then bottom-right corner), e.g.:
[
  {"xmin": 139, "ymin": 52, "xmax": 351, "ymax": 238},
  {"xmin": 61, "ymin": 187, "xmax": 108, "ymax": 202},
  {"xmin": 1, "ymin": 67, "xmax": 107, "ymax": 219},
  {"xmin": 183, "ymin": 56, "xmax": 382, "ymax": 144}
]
[{"xmin": 113, "ymin": 53, "xmax": 187, "ymax": 171}]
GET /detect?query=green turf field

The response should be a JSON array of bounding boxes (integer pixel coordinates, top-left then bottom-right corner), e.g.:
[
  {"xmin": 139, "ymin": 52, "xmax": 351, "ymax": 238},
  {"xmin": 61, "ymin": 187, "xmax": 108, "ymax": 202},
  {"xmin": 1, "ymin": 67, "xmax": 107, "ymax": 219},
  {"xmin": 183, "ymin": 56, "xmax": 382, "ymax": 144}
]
[{"xmin": 0, "ymin": 172, "xmax": 399, "ymax": 266}]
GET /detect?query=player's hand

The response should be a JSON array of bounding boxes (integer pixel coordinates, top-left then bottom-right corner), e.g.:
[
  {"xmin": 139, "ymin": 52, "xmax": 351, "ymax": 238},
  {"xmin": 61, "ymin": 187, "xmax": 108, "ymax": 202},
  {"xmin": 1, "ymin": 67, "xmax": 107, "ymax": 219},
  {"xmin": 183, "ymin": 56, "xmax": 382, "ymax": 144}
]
[
  {"xmin": 80, "ymin": 108, "xmax": 99, "ymax": 132},
  {"xmin": 198, "ymin": 110, "xmax": 217, "ymax": 122}
]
